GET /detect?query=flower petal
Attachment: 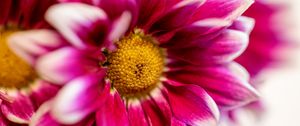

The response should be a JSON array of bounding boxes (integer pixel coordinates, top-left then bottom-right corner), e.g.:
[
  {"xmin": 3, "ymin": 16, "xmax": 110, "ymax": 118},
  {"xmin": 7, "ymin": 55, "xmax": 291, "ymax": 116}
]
[
  {"xmin": 29, "ymin": 80, "xmax": 60, "ymax": 108},
  {"xmin": 141, "ymin": 87, "xmax": 172, "ymax": 126},
  {"xmin": 51, "ymin": 73, "xmax": 109, "ymax": 124},
  {"xmin": 8, "ymin": 29, "xmax": 66, "ymax": 65},
  {"xmin": 46, "ymin": 3, "xmax": 109, "ymax": 49},
  {"xmin": 163, "ymin": 81, "xmax": 220, "ymax": 126},
  {"xmin": 160, "ymin": 18, "xmax": 231, "ymax": 48},
  {"xmin": 36, "ymin": 47, "xmax": 100, "ymax": 84},
  {"xmin": 192, "ymin": 0, "xmax": 254, "ymax": 23},
  {"xmin": 229, "ymin": 16, "xmax": 255, "ymax": 35},
  {"xmin": 149, "ymin": 0, "xmax": 204, "ymax": 35},
  {"xmin": 167, "ymin": 29, "xmax": 249, "ymax": 65},
  {"xmin": 30, "ymin": 101, "xmax": 95, "ymax": 126},
  {"xmin": 1, "ymin": 93, "xmax": 35, "ymax": 124},
  {"xmin": 96, "ymin": 90, "xmax": 129, "ymax": 126},
  {"xmin": 166, "ymin": 63, "xmax": 259, "ymax": 109},
  {"xmin": 127, "ymin": 100, "xmax": 148, "ymax": 126}
]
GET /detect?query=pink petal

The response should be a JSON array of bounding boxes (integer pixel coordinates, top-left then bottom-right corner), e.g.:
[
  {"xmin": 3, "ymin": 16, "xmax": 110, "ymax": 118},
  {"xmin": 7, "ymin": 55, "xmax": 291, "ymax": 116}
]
[
  {"xmin": 127, "ymin": 100, "xmax": 148, "ymax": 126},
  {"xmin": 166, "ymin": 63, "xmax": 259, "ymax": 109},
  {"xmin": 150, "ymin": 0, "xmax": 204, "ymax": 36},
  {"xmin": 141, "ymin": 87, "xmax": 172, "ymax": 126},
  {"xmin": 97, "ymin": 0, "xmax": 137, "ymax": 23},
  {"xmin": 167, "ymin": 29, "xmax": 249, "ymax": 65},
  {"xmin": 51, "ymin": 73, "xmax": 109, "ymax": 124},
  {"xmin": 163, "ymin": 81, "xmax": 220, "ymax": 126},
  {"xmin": 30, "ymin": 101, "xmax": 95, "ymax": 126},
  {"xmin": 229, "ymin": 16, "xmax": 255, "ymax": 35},
  {"xmin": 96, "ymin": 90, "xmax": 129, "ymax": 126},
  {"xmin": 45, "ymin": 3, "xmax": 109, "ymax": 49},
  {"xmin": 1, "ymin": 93, "xmax": 35, "ymax": 124},
  {"xmin": 191, "ymin": 0, "xmax": 254, "ymax": 23},
  {"xmin": 136, "ymin": 0, "xmax": 179, "ymax": 30},
  {"xmin": 8, "ymin": 30, "xmax": 66, "ymax": 65},
  {"xmin": 29, "ymin": 80, "xmax": 60, "ymax": 108},
  {"xmin": 160, "ymin": 18, "xmax": 231, "ymax": 48},
  {"xmin": 36, "ymin": 47, "xmax": 100, "ymax": 84}
]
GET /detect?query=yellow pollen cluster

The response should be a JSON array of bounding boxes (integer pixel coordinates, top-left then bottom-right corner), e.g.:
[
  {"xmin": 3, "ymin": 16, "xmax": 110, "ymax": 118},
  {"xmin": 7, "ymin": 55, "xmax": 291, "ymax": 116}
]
[
  {"xmin": 107, "ymin": 31, "xmax": 164, "ymax": 97},
  {"xmin": 0, "ymin": 28, "xmax": 37, "ymax": 89}
]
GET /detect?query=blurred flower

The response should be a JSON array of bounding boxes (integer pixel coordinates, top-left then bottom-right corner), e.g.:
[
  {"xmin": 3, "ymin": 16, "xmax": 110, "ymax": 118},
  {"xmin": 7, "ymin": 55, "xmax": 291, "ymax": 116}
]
[
  {"xmin": 222, "ymin": 1, "xmax": 290, "ymax": 125},
  {"xmin": 10, "ymin": 0, "xmax": 259, "ymax": 125},
  {"xmin": 0, "ymin": 0, "xmax": 59, "ymax": 125}
]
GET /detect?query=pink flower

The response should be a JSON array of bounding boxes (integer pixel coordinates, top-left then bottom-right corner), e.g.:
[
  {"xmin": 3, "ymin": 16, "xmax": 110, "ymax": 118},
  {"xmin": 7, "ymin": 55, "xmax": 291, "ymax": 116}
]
[
  {"xmin": 0, "ymin": 0, "xmax": 60, "ymax": 125},
  {"xmin": 9, "ymin": 0, "xmax": 258, "ymax": 125}
]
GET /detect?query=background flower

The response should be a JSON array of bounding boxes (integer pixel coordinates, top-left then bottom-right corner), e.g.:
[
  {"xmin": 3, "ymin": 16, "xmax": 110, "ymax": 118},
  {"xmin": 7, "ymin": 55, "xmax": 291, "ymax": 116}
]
[{"xmin": 0, "ymin": 0, "xmax": 59, "ymax": 125}]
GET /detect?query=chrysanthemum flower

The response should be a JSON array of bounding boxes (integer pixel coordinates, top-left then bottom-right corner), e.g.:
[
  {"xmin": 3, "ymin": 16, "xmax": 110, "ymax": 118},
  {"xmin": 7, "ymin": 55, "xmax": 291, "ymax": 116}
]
[
  {"xmin": 0, "ymin": 0, "xmax": 59, "ymax": 125},
  {"xmin": 9, "ymin": 0, "xmax": 259, "ymax": 125}
]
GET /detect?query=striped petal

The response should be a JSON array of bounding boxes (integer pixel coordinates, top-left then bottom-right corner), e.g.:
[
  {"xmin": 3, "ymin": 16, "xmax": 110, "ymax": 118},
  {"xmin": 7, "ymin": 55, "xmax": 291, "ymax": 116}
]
[
  {"xmin": 96, "ymin": 90, "xmax": 129, "ymax": 126},
  {"xmin": 45, "ymin": 3, "xmax": 110, "ymax": 49},
  {"xmin": 163, "ymin": 81, "xmax": 220, "ymax": 126},
  {"xmin": 166, "ymin": 63, "xmax": 259, "ymax": 109},
  {"xmin": 1, "ymin": 93, "xmax": 35, "ymax": 124},
  {"xmin": 36, "ymin": 47, "xmax": 101, "ymax": 84},
  {"xmin": 167, "ymin": 29, "xmax": 249, "ymax": 65},
  {"xmin": 8, "ymin": 29, "xmax": 66, "ymax": 65},
  {"xmin": 51, "ymin": 73, "xmax": 109, "ymax": 124}
]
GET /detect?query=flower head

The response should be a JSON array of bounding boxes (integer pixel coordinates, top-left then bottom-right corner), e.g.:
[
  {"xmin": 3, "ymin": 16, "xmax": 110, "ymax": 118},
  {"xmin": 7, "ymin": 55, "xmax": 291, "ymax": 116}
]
[
  {"xmin": 10, "ymin": 0, "xmax": 259, "ymax": 125},
  {"xmin": 0, "ymin": 0, "xmax": 59, "ymax": 125}
]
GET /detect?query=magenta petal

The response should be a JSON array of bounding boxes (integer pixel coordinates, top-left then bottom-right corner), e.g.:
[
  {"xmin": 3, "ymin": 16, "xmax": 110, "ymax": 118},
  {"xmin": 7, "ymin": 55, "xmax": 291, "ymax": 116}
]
[
  {"xmin": 136, "ymin": 0, "xmax": 179, "ymax": 30},
  {"xmin": 167, "ymin": 29, "xmax": 249, "ymax": 65},
  {"xmin": 229, "ymin": 16, "xmax": 255, "ymax": 34},
  {"xmin": 163, "ymin": 81, "xmax": 219, "ymax": 126},
  {"xmin": 150, "ymin": 0, "xmax": 204, "ymax": 35},
  {"xmin": 8, "ymin": 30, "xmax": 66, "ymax": 65},
  {"xmin": 36, "ymin": 47, "xmax": 100, "ymax": 84},
  {"xmin": 141, "ymin": 88, "xmax": 172, "ymax": 126},
  {"xmin": 31, "ymin": 101, "xmax": 95, "ymax": 126},
  {"xmin": 46, "ymin": 3, "xmax": 109, "ymax": 49},
  {"xmin": 29, "ymin": 80, "xmax": 60, "ymax": 108},
  {"xmin": 192, "ymin": 0, "xmax": 254, "ymax": 23},
  {"xmin": 167, "ymin": 63, "xmax": 259, "ymax": 109},
  {"xmin": 160, "ymin": 18, "xmax": 231, "ymax": 48},
  {"xmin": 127, "ymin": 100, "xmax": 148, "ymax": 126},
  {"xmin": 96, "ymin": 90, "xmax": 129, "ymax": 126},
  {"xmin": 1, "ymin": 93, "xmax": 35, "ymax": 123},
  {"xmin": 51, "ymin": 73, "xmax": 109, "ymax": 124}
]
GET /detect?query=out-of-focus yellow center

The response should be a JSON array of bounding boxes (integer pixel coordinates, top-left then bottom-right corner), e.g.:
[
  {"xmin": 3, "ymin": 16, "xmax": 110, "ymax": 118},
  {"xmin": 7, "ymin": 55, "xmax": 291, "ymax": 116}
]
[
  {"xmin": 107, "ymin": 30, "xmax": 164, "ymax": 97},
  {"xmin": 0, "ymin": 28, "xmax": 37, "ymax": 89}
]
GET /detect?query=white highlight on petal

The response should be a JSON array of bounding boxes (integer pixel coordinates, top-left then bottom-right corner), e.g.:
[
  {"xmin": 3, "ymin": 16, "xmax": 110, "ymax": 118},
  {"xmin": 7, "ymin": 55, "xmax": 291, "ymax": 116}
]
[
  {"xmin": 46, "ymin": 3, "xmax": 108, "ymax": 49},
  {"xmin": 6, "ymin": 114, "xmax": 28, "ymax": 124},
  {"xmin": 51, "ymin": 77, "xmax": 88, "ymax": 124},
  {"xmin": 235, "ymin": 16, "xmax": 255, "ymax": 34},
  {"xmin": 192, "ymin": 18, "xmax": 231, "ymax": 28},
  {"xmin": 36, "ymin": 47, "xmax": 76, "ymax": 84},
  {"xmin": 173, "ymin": 0, "xmax": 205, "ymax": 9},
  {"xmin": 108, "ymin": 11, "xmax": 132, "ymax": 42},
  {"xmin": 8, "ymin": 30, "xmax": 63, "ymax": 65},
  {"xmin": 29, "ymin": 101, "xmax": 52, "ymax": 126}
]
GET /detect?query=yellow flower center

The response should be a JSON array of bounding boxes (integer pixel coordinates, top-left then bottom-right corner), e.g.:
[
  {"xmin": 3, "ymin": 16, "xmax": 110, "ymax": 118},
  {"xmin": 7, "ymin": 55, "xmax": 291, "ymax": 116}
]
[
  {"xmin": 107, "ymin": 30, "xmax": 164, "ymax": 97},
  {"xmin": 0, "ymin": 28, "xmax": 37, "ymax": 89}
]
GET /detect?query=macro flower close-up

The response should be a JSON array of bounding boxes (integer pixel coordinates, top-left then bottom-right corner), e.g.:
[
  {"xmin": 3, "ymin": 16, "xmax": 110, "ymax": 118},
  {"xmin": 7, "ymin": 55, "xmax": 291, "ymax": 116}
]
[
  {"xmin": 7, "ymin": 0, "xmax": 261, "ymax": 125},
  {"xmin": 0, "ymin": 0, "xmax": 60, "ymax": 125},
  {"xmin": 2, "ymin": 0, "xmax": 300, "ymax": 126}
]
